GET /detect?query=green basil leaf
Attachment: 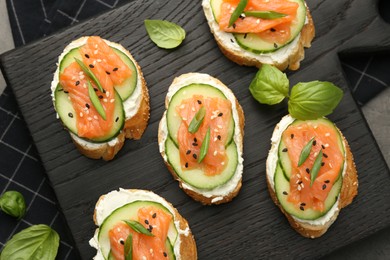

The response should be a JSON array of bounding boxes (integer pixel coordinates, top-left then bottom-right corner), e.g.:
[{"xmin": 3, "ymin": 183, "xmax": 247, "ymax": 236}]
[
  {"xmin": 74, "ymin": 58, "xmax": 104, "ymax": 92},
  {"xmin": 144, "ymin": 20, "xmax": 186, "ymax": 49},
  {"xmin": 288, "ymin": 81, "xmax": 343, "ymax": 120},
  {"xmin": 188, "ymin": 107, "xmax": 206, "ymax": 133},
  {"xmin": 198, "ymin": 128, "xmax": 211, "ymax": 163},
  {"xmin": 229, "ymin": 0, "xmax": 249, "ymax": 27},
  {"xmin": 0, "ymin": 225, "xmax": 59, "ymax": 260},
  {"xmin": 87, "ymin": 81, "xmax": 107, "ymax": 120},
  {"xmin": 249, "ymin": 64, "xmax": 289, "ymax": 105},
  {"xmin": 124, "ymin": 233, "xmax": 133, "ymax": 260},
  {"xmin": 244, "ymin": 10, "xmax": 287, "ymax": 19},
  {"xmin": 0, "ymin": 191, "xmax": 26, "ymax": 219},
  {"xmin": 123, "ymin": 220, "xmax": 154, "ymax": 236},
  {"xmin": 298, "ymin": 137, "xmax": 314, "ymax": 166},
  {"xmin": 311, "ymin": 149, "xmax": 323, "ymax": 186}
]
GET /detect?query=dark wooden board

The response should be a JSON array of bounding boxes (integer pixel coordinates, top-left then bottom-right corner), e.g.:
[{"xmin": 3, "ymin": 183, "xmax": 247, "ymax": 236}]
[{"xmin": 1, "ymin": 0, "xmax": 390, "ymax": 259}]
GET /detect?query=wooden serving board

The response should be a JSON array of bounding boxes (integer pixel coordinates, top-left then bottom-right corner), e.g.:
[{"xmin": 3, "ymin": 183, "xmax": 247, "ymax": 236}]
[{"xmin": 1, "ymin": 0, "xmax": 390, "ymax": 258}]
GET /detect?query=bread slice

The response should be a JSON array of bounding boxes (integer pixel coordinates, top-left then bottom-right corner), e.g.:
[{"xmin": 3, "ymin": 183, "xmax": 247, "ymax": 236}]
[
  {"xmin": 158, "ymin": 73, "xmax": 245, "ymax": 205},
  {"xmin": 202, "ymin": 0, "xmax": 315, "ymax": 71},
  {"xmin": 51, "ymin": 37, "xmax": 150, "ymax": 161},
  {"xmin": 266, "ymin": 115, "xmax": 358, "ymax": 238},
  {"xmin": 90, "ymin": 189, "xmax": 197, "ymax": 259}
]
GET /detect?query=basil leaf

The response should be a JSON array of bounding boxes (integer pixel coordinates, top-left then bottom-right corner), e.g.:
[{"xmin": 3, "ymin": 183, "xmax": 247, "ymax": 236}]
[
  {"xmin": 144, "ymin": 20, "xmax": 186, "ymax": 49},
  {"xmin": 298, "ymin": 137, "xmax": 314, "ymax": 166},
  {"xmin": 249, "ymin": 64, "xmax": 289, "ymax": 105},
  {"xmin": 244, "ymin": 10, "xmax": 287, "ymax": 19},
  {"xmin": 288, "ymin": 81, "xmax": 343, "ymax": 120},
  {"xmin": 198, "ymin": 128, "xmax": 211, "ymax": 163},
  {"xmin": 0, "ymin": 191, "xmax": 26, "ymax": 219},
  {"xmin": 74, "ymin": 58, "xmax": 104, "ymax": 92},
  {"xmin": 123, "ymin": 220, "xmax": 154, "ymax": 236},
  {"xmin": 229, "ymin": 0, "xmax": 248, "ymax": 27},
  {"xmin": 87, "ymin": 81, "xmax": 107, "ymax": 120},
  {"xmin": 311, "ymin": 149, "xmax": 323, "ymax": 186},
  {"xmin": 0, "ymin": 225, "xmax": 59, "ymax": 260},
  {"xmin": 124, "ymin": 233, "xmax": 133, "ymax": 260},
  {"xmin": 188, "ymin": 107, "xmax": 206, "ymax": 133}
]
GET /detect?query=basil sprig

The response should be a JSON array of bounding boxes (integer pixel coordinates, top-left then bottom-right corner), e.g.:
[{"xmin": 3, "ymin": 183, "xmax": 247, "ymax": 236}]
[
  {"xmin": 74, "ymin": 58, "xmax": 103, "ymax": 92},
  {"xmin": 198, "ymin": 128, "xmax": 211, "ymax": 163},
  {"xmin": 229, "ymin": 0, "xmax": 248, "ymax": 27},
  {"xmin": 244, "ymin": 10, "xmax": 287, "ymax": 19},
  {"xmin": 87, "ymin": 81, "xmax": 107, "ymax": 120},
  {"xmin": 310, "ymin": 150, "xmax": 323, "ymax": 186},
  {"xmin": 0, "ymin": 225, "xmax": 59, "ymax": 260},
  {"xmin": 249, "ymin": 64, "xmax": 344, "ymax": 120},
  {"xmin": 123, "ymin": 220, "xmax": 154, "ymax": 236},
  {"xmin": 144, "ymin": 20, "xmax": 186, "ymax": 49},
  {"xmin": 124, "ymin": 233, "xmax": 133, "ymax": 260},
  {"xmin": 0, "ymin": 191, "xmax": 26, "ymax": 219},
  {"xmin": 298, "ymin": 137, "xmax": 314, "ymax": 166},
  {"xmin": 188, "ymin": 107, "xmax": 206, "ymax": 133}
]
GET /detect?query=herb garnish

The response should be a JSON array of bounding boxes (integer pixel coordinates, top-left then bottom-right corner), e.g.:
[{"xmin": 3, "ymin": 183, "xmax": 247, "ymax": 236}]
[
  {"xmin": 144, "ymin": 20, "xmax": 186, "ymax": 49},
  {"xmin": 87, "ymin": 81, "xmax": 106, "ymax": 120},
  {"xmin": 74, "ymin": 58, "xmax": 103, "ymax": 92},
  {"xmin": 298, "ymin": 137, "xmax": 314, "ymax": 166},
  {"xmin": 123, "ymin": 220, "xmax": 154, "ymax": 236},
  {"xmin": 229, "ymin": 0, "xmax": 249, "ymax": 27},
  {"xmin": 198, "ymin": 128, "xmax": 211, "ymax": 163},
  {"xmin": 188, "ymin": 107, "xmax": 206, "ymax": 133},
  {"xmin": 244, "ymin": 10, "xmax": 287, "ymax": 19},
  {"xmin": 124, "ymin": 233, "xmax": 133, "ymax": 260},
  {"xmin": 310, "ymin": 150, "xmax": 323, "ymax": 186}
]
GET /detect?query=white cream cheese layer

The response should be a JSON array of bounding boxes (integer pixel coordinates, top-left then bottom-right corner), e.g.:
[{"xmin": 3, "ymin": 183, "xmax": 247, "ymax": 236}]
[
  {"xmin": 266, "ymin": 115, "xmax": 347, "ymax": 226},
  {"xmin": 202, "ymin": 0, "xmax": 302, "ymax": 65},
  {"xmin": 50, "ymin": 37, "xmax": 142, "ymax": 148},
  {"xmin": 159, "ymin": 73, "xmax": 244, "ymax": 198},
  {"xmin": 89, "ymin": 189, "xmax": 189, "ymax": 260}
]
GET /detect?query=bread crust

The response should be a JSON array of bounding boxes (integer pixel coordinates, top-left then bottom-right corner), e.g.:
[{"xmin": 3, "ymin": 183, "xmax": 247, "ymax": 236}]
[
  {"xmin": 267, "ymin": 120, "xmax": 358, "ymax": 238},
  {"xmin": 92, "ymin": 189, "xmax": 197, "ymax": 259},
  {"xmin": 206, "ymin": 2, "xmax": 315, "ymax": 71},
  {"xmin": 158, "ymin": 74, "xmax": 245, "ymax": 205}
]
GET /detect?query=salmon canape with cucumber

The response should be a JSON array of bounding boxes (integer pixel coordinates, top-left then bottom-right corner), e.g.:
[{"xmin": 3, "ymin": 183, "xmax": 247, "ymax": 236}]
[
  {"xmin": 158, "ymin": 73, "xmax": 245, "ymax": 205},
  {"xmin": 266, "ymin": 115, "xmax": 358, "ymax": 238},
  {"xmin": 202, "ymin": 0, "xmax": 315, "ymax": 70},
  {"xmin": 89, "ymin": 189, "xmax": 197, "ymax": 259},
  {"xmin": 51, "ymin": 36, "xmax": 149, "ymax": 160}
]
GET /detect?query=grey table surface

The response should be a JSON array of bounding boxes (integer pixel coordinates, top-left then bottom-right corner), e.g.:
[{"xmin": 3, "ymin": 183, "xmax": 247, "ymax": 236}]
[{"xmin": 0, "ymin": 0, "xmax": 389, "ymax": 258}]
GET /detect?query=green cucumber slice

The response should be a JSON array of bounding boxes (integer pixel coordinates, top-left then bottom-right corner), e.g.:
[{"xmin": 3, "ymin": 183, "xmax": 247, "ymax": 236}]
[
  {"xmin": 59, "ymin": 46, "xmax": 137, "ymax": 101},
  {"xmin": 98, "ymin": 201, "xmax": 178, "ymax": 260},
  {"xmin": 210, "ymin": 0, "xmax": 307, "ymax": 53},
  {"xmin": 165, "ymin": 237, "xmax": 176, "ymax": 260},
  {"xmin": 166, "ymin": 83, "xmax": 234, "ymax": 147},
  {"xmin": 54, "ymin": 84, "xmax": 125, "ymax": 143},
  {"xmin": 274, "ymin": 162, "xmax": 342, "ymax": 220},
  {"xmin": 165, "ymin": 136, "xmax": 238, "ymax": 190}
]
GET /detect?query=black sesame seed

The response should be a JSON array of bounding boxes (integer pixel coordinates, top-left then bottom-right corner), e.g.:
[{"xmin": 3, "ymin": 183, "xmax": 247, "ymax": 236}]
[
  {"xmin": 103, "ymin": 89, "xmax": 106, "ymax": 93},
  {"xmin": 321, "ymin": 162, "xmax": 325, "ymax": 167},
  {"xmin": 120, "ymin": 240, "xmax": 124, "ymax": 245},
  {"xmin": 68, "ymin": 112, "xmax": 73, "ymax": 118},
  {"xmin": 233, "ymin": 23, "xmax": 236, "ymax": 29},
  {"xmin": 185, "ymin": 162, "xmax": 188, "ymax": 168},
  {"xmin": 300, "ymin": 206, "xmax": 305, "ymax": 211},
  {"xmin": 313, "ymin": 140, "xmax": 317, "ymax": 146},
  {"xmin": 291, "ymin": 134, "xmax": 294, "ymax": 139},
  {"xmin": 283, "ymin": 191, "xmax": 288, "ymax": 195},
  {"xmin": 321, "ymin": 144, "xmax": 326, "ymax": 149},
  {"xmin": 192, "ymin": 143, "xmax": 198, "ymax": 146},
  {"xmin": 106, "ymin": 71, "xmax": 111, "ymax": 75},
  {"xmin": 85, "ymin": 54, "xmax": 90, "ymax": 58},
  {"xmin": 197, "ymin": 100, "xmax": 202, "ymax": 104},
  {"xmin": 270, "ymin": 28, "xmax": 276, "ymax": 32},
  {"xmin": 194, "ymin": 138, "xmax": 197, "ymax": 143},
  {"xmin": 324, "ymin": 180, "xmax": 330, "ymax": 184},
  {"xmin": 75, "ymin": 81, "xmax": 80, "ymax": 86},
  {"xmin": 186, "ymin": 150, "xmax": 191, "ymax": 155},
  {"xmin": 152, "ymin": 213, "xmax": 157, "ymax": 218},
  {"xmin": 57, "ymin": 88, "xmax": 63, "ymax": 92},
  {"xmin": 218, "ymin": 112, "xmax": 223, "ymax": 117},
  {"xmin": 230, "ymin": 39, "xmax": 234, "ymax": 43},
  {"xmin": 149, "ymin": 225, "xmax": 153, "ymax": 231},
  {"xmin": 298, "ymin": 181, "xmax": 303, "ymax": 185},
  {"xmin": 244, "ymin": 33, "xmax": 247, "ymax": 39},
  {"xmin": 274, "ymin": 43, "xmax": 278, "ymax": 48},
  {"xmin": 282, "ymin": 148, "xmax": 288, "ymax": 152},
  {"xmin": 89, "ymin": 64, "xmax": 94, "ymax": 68},
  {"xmin": 145, "ymin": 219, "xmax": 149, "ymax": 225},
  {"xmin": 193, "ymin": 154, "xmax": 197, "ymax": 159},
  {"xmin": 163, "ymin": 252, "xmax": 167, "ymax": 257},
  {"xmin": 115, "ymin": 117, "xmax": 119, "ymax": 122},
  {"xmin": 113, "ymin": 67, "xmax": 118, "ymax": 71},
  {"xmin": 64, "ymin": 90, "xmax": 69, "ymax": 94},
  {"xmin": 94, "ymin": 88, "xmax": 98, "ymax": 92},
  {"xmin": 323, "ymin": 153, "xmax": 328, "ymax": 158},
  {"xmin": 217, "ymin": 135, "xmax": 221, "ymax": 140},
  {"xmin": 99, "ymin": 95, "xmax": 103, "ymax": 99},
  {"xmin": 86, "ymin": 103, "xmax": 90, "ymax": 109},
  {"xmin": 322, "ymin": 184, "xmax": 327, "ymax": 190},
  {"xmin": 306, "ymin": 168, "xmax": 310, "ymax": 174},
  {"xmin": 300, "ymin": 203, "xmax": 306, "ymax": 206}
]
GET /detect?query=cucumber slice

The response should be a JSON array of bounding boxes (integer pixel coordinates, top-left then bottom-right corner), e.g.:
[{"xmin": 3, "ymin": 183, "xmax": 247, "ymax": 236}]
[
  {"xmin": 54, "ymin": 84, "xmax": 125, "ymax": 143},
  {"xmin": 98, "ymin": 201, "xmax": 178, "ymax": 259},
  {"xmin": 165, "ymin": 137, "xmax": 238, "ymax": 190},
  {"xmin": 274, "ymin": 162, "xmax": 342, "ymax": 220},
  {"xmin": 166, "ymin": 83, "xmax": 234, "ymax": 147},
  {"xmin": 278, "ymin": 118, "xmax": 345, "ymax": 181},
  {"xmin": 165, "ymin": 237, "xmax": 176, "ymax": 260},
  {"xmin": 210, "ymin": 0, "xmax": 307, "ymax": 53},
  {"xmin": 59, "ymin": 46, "xmax": 137, "ymax": 101}
]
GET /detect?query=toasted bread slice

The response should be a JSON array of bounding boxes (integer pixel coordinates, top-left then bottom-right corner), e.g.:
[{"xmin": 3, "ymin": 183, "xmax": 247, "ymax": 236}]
[
  {"xmin": 266, "ymin": 115, "xmax": 358, "ymax": 238},
  {"xmin": 202, "ymin": 0, "xmax": 315, "ymax": 71},
  {"xmin": 158, "ymin": 73, "xmax": 245, "ymax": 205},
  {"xmin": 90, "ymin": 189, "xmax": 197, "ymax": 259}
]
